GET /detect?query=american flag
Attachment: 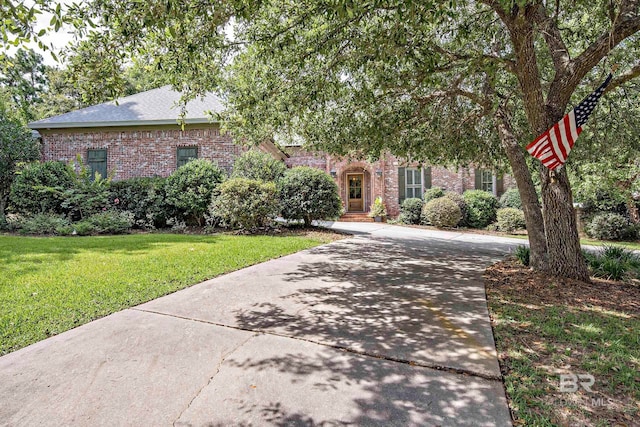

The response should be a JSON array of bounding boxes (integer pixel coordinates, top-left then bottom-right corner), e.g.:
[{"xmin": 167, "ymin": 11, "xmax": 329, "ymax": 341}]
[{"xmin": 526, "ymin": 73, "xmax": 613, "ymax": 170}]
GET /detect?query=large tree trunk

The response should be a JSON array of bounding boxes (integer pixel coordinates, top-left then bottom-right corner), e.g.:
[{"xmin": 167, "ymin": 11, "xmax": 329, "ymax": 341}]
[
  {"xmin": 495, "ymin": 107, "xmax": 548, "ymax": 270},
  {"xmin": 540, "ymin": 167, "xmax": 590, "ymax": 281}
]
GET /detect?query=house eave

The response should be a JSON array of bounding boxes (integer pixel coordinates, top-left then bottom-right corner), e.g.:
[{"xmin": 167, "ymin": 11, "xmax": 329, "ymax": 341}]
[{"xmin": 28, "ymin": 118, "xmax": 215, "ymax": 130}]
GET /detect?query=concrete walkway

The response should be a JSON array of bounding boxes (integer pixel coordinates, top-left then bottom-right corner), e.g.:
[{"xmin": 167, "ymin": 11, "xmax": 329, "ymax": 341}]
[{"xmin": 0, "ymin": 223, "xmax": 522, "ymax": 426}]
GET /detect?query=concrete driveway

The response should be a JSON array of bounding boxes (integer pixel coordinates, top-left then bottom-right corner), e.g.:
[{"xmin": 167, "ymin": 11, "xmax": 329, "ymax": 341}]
[{"xmin": 0, "ymin": 223, "xmax": 523, "ymax": 426}]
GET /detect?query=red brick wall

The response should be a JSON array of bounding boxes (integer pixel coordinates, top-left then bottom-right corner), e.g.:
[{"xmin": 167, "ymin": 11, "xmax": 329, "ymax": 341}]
[{"xmin": 40, "ymin": 125, "xmax": 242, "ymax": 180}]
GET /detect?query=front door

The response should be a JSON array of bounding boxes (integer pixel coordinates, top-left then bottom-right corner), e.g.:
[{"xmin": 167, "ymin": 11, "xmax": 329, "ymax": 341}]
[{"xmin": 347, "ymin": 173, "xmax": 364, "ymax": 212}]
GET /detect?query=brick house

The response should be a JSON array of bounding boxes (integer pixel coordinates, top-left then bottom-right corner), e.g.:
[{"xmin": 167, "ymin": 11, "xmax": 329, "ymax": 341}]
[
  {"xmin": 29, "ymin": 86, "xmax": 514, "ymax": 219},
  {"xmin": 284, "ymin": 146, "xmax": 515, "ymax": 217}
]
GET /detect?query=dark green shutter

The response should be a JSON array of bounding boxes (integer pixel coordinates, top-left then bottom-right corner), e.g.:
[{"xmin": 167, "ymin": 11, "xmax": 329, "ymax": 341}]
[
  {"xmin": 177, "ymin": 147, "xmax": 198, "ymax": 167},
  {"xmin": 87, "ymin": 149, "xmax": 107, "ymax": 181},
  {"xmin": 496, "ymin": 176, "xmax": 504, "ymax": 196},
  {"xmin": 423, "ymin": 167, "xmax": 432, "ymax": 190},
  {"xmin": 474, "ymin": 169, "xmax": 482, "ymax": 190},
  {"xmin": 398, "ymin": 167, "xmax": 406, "ymax": 205}
]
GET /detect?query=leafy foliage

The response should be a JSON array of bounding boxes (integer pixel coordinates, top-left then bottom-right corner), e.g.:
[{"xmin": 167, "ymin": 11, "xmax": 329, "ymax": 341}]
[
  {"xmin": 0, "ymin": 113, "xmax": 40, "ymax": 221},
  {"xmin": 583, "ymin": 246, "xmax": 640, "ymax": 281},
  {"xmin": 11, "ymin": 213, "xmax": 71, "ymax": 235},
  {"xmin": 496, "ymin": 208, "xmax": 526, "ymax": 233},
  {"xmin": 231, "ymin": 149, "xmax": 287, "ymax": 182},
  {"xmin": 209, "ymin": 178, "xmax": 278, "ymax": 230},
  {"xmin": 585, "ymin": 213, "xmax": 637, "ymax": 241},
  {"xmin": 0, "ymin": 49, "xmax": 47, "ymax": 122},
  {"xmin": 443, "ymin": 191, "xmax": 469, "ymax": 227},
  {"xmin": 110, "ymin": 177, "xmax": 168, "ymax": 229},
  {"xmin": 463, "ymin": 190, "xmax": 499, "ymax": 229},
  {"xmin": 60, "ymin": 158, "xmax": 112, "ymax": 220},
  {"xmin": 368, "ymin": 196, "xmax": 387, "ymax": 218},
  {"xmin": 422, "ymin": 197, "xmax": 462, "ymax": 228},
  {"xmin": 81, "ymin": 210, "xmax": 134, "ymax": 235},
  {"xmin": 499, "ymin": 189, "xmax": 522, "ymax": 210},
  {"xmin": 279, "ymin": 167, "xmax": 342, "ymax": 226},
  {"xmin": 423, "ymin": 187, "xmax": 445, "ymax": 204},
  {"xmin": 514, "ymin": 246, "xmax": 531, "ymax": 267},
  {"xmin": 399, "ymin": 198, "xmax": 423, "ymax": 225},
  {"xmin": 9, "ymin": 161, "xmax": 74, "ymax": 215},
  {"xmin": 164, "ymin": 159, "xmax": 226, "ymax": 226}
]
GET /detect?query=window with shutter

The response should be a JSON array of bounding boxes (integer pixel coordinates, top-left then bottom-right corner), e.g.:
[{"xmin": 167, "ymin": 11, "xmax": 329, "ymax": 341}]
[
  {"xmin": 405, "ymin": 168, "xmax": 423, "ymax": 199},
  {"xmin": 87, "ymin": 149, "xmax": 107, "ymax": 181},
  {"xmin": 177, "ymin": 146, "xmax": 198, "ymax": 167}
]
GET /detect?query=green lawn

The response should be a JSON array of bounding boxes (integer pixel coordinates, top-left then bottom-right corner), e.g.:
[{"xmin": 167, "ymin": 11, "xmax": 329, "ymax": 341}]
[{"xmin": 0, "ymin": 232, "xmax": 334, "ymax": 355}]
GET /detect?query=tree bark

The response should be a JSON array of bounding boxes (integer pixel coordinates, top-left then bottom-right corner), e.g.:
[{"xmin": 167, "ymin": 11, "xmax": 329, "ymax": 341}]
[
  {"xmin": 540, "ymin": 167, "xmax": 590, "ymax": 281},
  {"xmin": 495, "ymin": 107, "xmax": 548, "ymax": 270}
]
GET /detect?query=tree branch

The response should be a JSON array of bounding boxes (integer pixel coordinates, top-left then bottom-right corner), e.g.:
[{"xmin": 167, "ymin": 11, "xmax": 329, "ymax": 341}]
[
  {"xmin": 530, "ymin": 2, "xmax": 570, "ymax": 72},
  {"xmin": 606, "ymin": 62, "xmax": 640, "ymax": 93}
]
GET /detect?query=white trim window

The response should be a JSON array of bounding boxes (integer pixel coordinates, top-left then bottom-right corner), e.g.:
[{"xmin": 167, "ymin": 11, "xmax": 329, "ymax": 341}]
[
  {"xmin": 405, "ymin": 168, "xmax": 423, "ymax": 199},
  {"xmin": 481, "ymin": 170, "xmax": 497, "ymax": 196}
]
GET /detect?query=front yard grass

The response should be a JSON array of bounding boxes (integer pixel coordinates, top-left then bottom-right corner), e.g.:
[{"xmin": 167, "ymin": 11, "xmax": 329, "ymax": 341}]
[
  {"xmin": 486, "ymin": 259, "xmax": 639, "ymax": 426},
  {"xmin": 0, "ymin": 231, "xmax": 340, "ymax": 355}
]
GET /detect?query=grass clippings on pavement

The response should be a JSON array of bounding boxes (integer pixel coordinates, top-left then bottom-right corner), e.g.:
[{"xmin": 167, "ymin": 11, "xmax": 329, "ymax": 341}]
[
  {"xmin": 0, "ymin": 229, "xmax": 345, "ymax": 356},
  {"xmin": 485, "ymin": 259, "xmax": 640, "ymax": 426}
]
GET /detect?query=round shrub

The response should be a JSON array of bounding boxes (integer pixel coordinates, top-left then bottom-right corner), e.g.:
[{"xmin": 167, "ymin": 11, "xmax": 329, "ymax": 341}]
[
  {"xmin": 209, "ymin": 178, "xmax": 279, "ymax": 230},
  {"xmin": 231, "ymin": 150, "xmax": 287, "ymax": 182},
  {"xmin": 399, "ymin": 198, "xmax": 424, "ymax": 224},
  {"xmin": 443, "ymin": 191, "xmax": 469, "ymax": 226},
  {"xmin": 423, "ymin": 187, "xmax": 445, "ymax": 203},
  {"xmin": 499, "ymin": 188, "xmax": 522, "ymax": 209},
  {"xmin": 496, "ymin": 208, "xmax": 526, "ymax": 233},
  {"xmin": 10, "ymin": 161, "xmax": 75, "ymax": 214},
  {"xmin": 164, "ymin": 159, "xmax": 226, "ymax": 226},
  {"xmin": 279, "ymin": 166, "xmax": 342, "ymax": 226},
  {"xmin": 586, "ymin": 212, "xmax": 636, "ymax": 241},
  {"xmin": 422, "ymin": 197, "xmax": 462, "ymax": 228},
  {"xmin": 463, "ymin": 190, "xmax": 499, "ymax": 228},
  {"xmin": 110, "ymin": 177, "xmax": 168, "ymax": 229}
]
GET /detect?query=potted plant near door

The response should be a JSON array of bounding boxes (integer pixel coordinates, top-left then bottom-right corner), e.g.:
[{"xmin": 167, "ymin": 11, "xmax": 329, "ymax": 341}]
[{"xmin": 368, "ymin": 197, "xmax": 387, "ymax": 222}]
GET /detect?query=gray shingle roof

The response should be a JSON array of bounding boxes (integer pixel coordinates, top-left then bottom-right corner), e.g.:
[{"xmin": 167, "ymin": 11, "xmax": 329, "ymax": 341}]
[{"xmin": 29, "ymin": 86, "xmax": 225, "ymax": 129}]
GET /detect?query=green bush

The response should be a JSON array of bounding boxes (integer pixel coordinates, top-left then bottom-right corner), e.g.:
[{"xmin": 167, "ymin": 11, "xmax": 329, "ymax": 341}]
[
  {"xmin": 583, "ymin": 246, "xmax": 640, "ymax": 281},
  {"xmin": 463, "ymin": 190, "xmax": 499, "ymax": 228},
  {"xmin": 279, "ymin": 166, "xmax": 343, "ymax": 226},
  {"xmin": 514, "ymin": 246, "xmax": 530, "ymax": 266},
  {"xmin": 209, "ymin": 178, "xmax": 279, "ymax": 230},
  {"xmin": 13, "ymin": 213, "xmax": 71, "ymax": 235},
  {"xmin": 399, "ymin": 198, "xmax": 424, "ymax": 224},
  {"xmin": 60, "ymin": 166, "xmax": 111, "ymax": 220},
  {"xmin": 110, "ymin": 177, "xmax": 169, "ymax": 229},
  {"xmin": 164, "ymin": 159, "xmax": 226, "ymax": 226},
  {"xmin": 73, "ymin": 220, "xmax": 96, "ymax": 236},
  {"xmin": 423, "ymin": 187, "xmax": 445, "ymax": 203},
  {"xmin": 499, "ymin": 188, "xmax": 522, "ymax": 209},
  {"xmin": 585, "ymin": 212, "xmax": 636, "ymax": 241},
  {"xmin": 444, "ymin": 191, "xmax": 469, "ymax": 227},
  {"xmin": 422, "ymin": 197, "xmax": 462, "ymax": 228},
  {"xmin": 83, "ymin": 210, "xmax": 134, "ymax": 234},
  {"xmin": 9, "ymin": 161, "xmax": 75, "ymax": 215},
  {"xmin": 496, "ymin": 208, "xmax": 526, "ymax": 233},
  {"xmin": 231, "ymin": 150, "xmax": 287, "ymax": 182}
]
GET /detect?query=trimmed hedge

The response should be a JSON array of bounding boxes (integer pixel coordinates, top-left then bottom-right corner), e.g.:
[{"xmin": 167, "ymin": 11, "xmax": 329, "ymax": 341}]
[
  {"xmin": 399, "ymin": 198, "xmax": 424, "ymax": 224},
  {"xmin": 422, "ymin": 197, "xmax": 462, "ymax": 228},
  {"xmin": 209, "ymin": 178, "xmax": 279, "ymax": 230},
  {"xmin": 496, "ymin": 208, "xmax": 526, "ymax": 233},
  {"xmin": 443, "ymin": 191, "xmax": 469, "ymax": 227},
  {"xmin": 423, "ymin": 187, "xmax": 445, "ymax": 203},
  {"xmin": 231, "ymin": 150, "xmax": 287, "ymax": 182},
  {"xmin": 499, "ymin": 188, "xmax": 522, "ymax": 209},
  {"xmin": 463, "ymin": 190, "xmax": 499, "ymax": 228},
  {"xmin": 9, "ymin": 161, "xmax": 75, "ymax": 215},
  {"xmin": 279, "ymin": 166, "xmax": 342, "ymax": 226},
  {"xmin": 110, "ymin": 177, "xmax": 168, "ymax": 229},
  {"xmin": 164, "ymin": 159, "xmax": 226, "ymax": 226},
  {"xmin": 585, "ymin": 212, "xmax": 637, "ymax": 241}
]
